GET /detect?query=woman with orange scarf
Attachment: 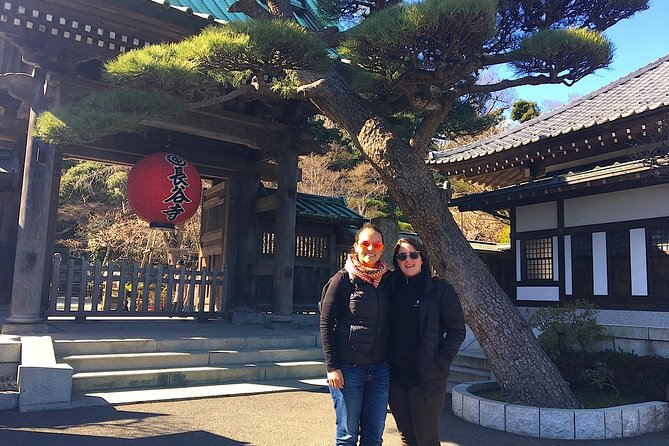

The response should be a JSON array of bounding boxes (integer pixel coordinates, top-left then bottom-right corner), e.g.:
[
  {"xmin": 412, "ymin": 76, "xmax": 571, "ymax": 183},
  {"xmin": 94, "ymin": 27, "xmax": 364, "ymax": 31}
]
[{"xmin": 320, "ymin": 223, "xmax": 392, "ymax": 446}]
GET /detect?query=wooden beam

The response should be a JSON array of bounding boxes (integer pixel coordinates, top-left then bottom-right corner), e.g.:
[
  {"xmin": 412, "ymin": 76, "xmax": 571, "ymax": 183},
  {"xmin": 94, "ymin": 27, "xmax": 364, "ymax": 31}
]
[
  {"xmin": 255, "ymin": 195, "xmax": 278, "ymax": 213},
  {"xmin": 142, "ymin": 110, "xmax": 287, "ymax": 152},
  {"xmin": 62, "ymin": 143, "xmax": 280, "ymax": 181}
]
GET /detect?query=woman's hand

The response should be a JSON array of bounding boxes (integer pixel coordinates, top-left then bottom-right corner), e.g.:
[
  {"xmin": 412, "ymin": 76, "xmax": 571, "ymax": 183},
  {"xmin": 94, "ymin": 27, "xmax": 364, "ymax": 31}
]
[{"xmin": 327, "ymin": 369, "xmax": 344, "ymax": 389}]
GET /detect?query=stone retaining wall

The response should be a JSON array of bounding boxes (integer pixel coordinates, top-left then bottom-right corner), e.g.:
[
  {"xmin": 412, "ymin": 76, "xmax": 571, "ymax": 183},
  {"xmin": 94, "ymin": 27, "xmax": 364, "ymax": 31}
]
[{"xmin": 452, "ymin": 381, "xmax": 669, "ymax": 440}]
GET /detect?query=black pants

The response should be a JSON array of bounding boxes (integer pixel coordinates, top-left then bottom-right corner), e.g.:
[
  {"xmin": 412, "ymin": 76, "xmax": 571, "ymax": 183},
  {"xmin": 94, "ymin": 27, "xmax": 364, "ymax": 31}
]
[{"xmin": 388, "ymin": 379, "xmax": 448, "ymax": 446}]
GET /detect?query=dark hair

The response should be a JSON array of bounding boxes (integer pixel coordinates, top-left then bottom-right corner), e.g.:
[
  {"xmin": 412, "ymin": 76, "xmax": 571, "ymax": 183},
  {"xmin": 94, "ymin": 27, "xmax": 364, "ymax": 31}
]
[
  {"xmin": 392, "ymin": 237, "xmax": 429, "ymax": 271},
  {"xmin": 349, "ymin": 222, "xmax": 384, "ymax": 255}
]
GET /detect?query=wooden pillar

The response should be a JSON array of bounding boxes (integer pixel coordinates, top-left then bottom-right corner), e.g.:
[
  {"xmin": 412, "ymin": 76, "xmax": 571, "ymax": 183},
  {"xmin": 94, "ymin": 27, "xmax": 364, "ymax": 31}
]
[
  {"xmin": 2, "ymin": 70, "xmax": 54, "ymax": 335},
  {"xmin": 40, "ymin": 150, "xmax": 62, "ymax": 313},
  {"xmin": 225, "ymin": 175, "xmax": 259, "ymax": 309},
  {"xmin": 270, "ymin": 138, "xmax": 298, "ymax": 324}
]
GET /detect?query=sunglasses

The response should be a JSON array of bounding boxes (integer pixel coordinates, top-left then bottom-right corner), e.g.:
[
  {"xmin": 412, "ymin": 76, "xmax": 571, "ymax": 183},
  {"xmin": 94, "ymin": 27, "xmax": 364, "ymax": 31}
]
[
  {"xmin": 359, "ymin": 240, "xmax": 384, "ymax": 250},
  {"xmin": 397, "ymin": 251, "xmax": 420, "ymax": 261}
]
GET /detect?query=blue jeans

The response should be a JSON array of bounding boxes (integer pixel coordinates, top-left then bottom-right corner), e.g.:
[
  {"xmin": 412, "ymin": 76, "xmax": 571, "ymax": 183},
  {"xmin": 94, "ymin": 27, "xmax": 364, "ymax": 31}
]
[{"xmin": 329, "ymin": 360, "xmax": 390, "ymax": 446}]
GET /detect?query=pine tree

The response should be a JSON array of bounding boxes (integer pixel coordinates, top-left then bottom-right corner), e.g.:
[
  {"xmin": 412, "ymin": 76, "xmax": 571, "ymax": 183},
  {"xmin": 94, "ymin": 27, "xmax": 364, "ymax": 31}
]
[{"xmin": 35, "ymin": 0, "xmax": 651, "ymax": 408}]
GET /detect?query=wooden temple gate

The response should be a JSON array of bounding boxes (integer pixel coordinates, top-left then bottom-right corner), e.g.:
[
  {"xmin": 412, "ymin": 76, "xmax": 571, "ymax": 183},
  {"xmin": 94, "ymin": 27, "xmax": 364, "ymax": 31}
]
[{"xmin": 0, "ymin": 0, "xmax": 347, "ymax": 332}]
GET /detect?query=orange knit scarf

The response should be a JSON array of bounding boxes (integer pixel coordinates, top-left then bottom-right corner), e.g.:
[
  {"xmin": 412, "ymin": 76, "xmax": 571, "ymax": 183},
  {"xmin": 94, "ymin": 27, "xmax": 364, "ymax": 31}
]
[{"xmin": 345, "ymin": 254, "xmax": 388, "ymax": 287}]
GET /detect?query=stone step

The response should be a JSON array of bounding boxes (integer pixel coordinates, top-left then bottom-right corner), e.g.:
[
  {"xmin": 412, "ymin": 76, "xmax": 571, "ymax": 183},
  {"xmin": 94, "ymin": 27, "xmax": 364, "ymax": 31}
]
[
  {"xmin": 72, "ymin": 361, "xmax": 327, "ymax": 392},
  {"xmin": 78, "ymin": 378, "xmax": 329, "ymax": 406},
  {"xmin": 54, "ymin": 334, "xmax": 319, "ymax": 357},
  {"xmin": 209, "ymin": 347, "xmax": 324, "ymax": 366},
  {"xmin": 452, "ymin": 351, "xmax": 489, "ymax": 370},
  {"xmin": 448, "ymin": 365, "xmax": 492, "ymax": 384},
  {"xmin": 62, "ymin": 347, "xmax": 325, "ymax": 372}
]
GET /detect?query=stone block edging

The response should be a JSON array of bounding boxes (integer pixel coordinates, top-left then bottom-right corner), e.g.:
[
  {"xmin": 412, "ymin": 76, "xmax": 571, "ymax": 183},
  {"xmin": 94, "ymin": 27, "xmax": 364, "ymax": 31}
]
[
  {"xmin": 0, "ymin": 391, "xmax": 18, "ymax": 411},
  {"xmin": 452, "ymin": 381, "xmax": 669, "ymax": 440}
]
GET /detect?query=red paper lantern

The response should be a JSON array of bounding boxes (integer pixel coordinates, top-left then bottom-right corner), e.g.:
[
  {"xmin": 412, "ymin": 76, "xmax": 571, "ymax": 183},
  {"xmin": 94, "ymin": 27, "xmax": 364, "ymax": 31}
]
[{"xmin": 127, "ymin": 152, "xmax": 202, "ymax": 228}]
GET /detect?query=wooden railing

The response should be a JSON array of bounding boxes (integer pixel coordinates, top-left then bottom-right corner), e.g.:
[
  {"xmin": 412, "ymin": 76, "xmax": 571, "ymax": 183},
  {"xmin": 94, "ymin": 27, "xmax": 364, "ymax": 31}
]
[{"xmin": 48, "ymin": 254, "xmax": 227, "ymax": 319}]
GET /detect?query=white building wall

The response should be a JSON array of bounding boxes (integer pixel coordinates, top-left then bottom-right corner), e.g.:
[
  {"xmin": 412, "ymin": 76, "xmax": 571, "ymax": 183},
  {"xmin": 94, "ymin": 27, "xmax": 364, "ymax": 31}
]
[
  {"xmin": 630, "ymin": 228, "xmax": 648, "ymax": 296},
  {"xmin": 515, "ymin": 239, "xmax": 521, "ymax": 282},
  {"xmin": 516, "ymin": 202, "xmax": 557, "ymax": 232},
  {"xmin": 564, "ymin": 235, "xmax": 572, "ymax": 295},
  {"xmin": 552, "ymin": 235, "xmax": 559, "ymax": 282},
  {"xmin": 517, "ymin": 286, "xmax": 560, "ymax": 301},
  {"xmin": 564, "ymin": 183, "xmax": 669, "ymax": 227},
  {"xmin": 592, "ymin": 232, "xmax": 608, "ymax": 295}
]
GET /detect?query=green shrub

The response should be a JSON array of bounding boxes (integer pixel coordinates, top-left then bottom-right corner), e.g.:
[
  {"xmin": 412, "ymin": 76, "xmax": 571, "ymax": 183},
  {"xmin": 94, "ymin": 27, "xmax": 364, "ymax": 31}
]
[{"xmin": 528, "ymin": 299, "xmax": 608, "ymax": 357}]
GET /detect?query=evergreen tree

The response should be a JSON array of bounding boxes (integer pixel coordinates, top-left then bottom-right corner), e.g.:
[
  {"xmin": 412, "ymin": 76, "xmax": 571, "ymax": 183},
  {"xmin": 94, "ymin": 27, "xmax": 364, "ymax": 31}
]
[
  {"xmin": 35, "ymin": 0, "xmax": 650, "ymax": 408},
  {"xmin": 511, "ymin": 99, "xmax": 541, "ymax": 122}
]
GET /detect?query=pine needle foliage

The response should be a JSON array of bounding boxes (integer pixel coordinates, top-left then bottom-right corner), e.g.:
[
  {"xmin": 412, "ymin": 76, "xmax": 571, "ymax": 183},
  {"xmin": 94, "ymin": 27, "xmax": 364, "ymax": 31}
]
[
  {"xmin": 104, "ymin": 43, "xmax": 212, "ymax": 97},
  {"xmin": 512, "ymin": 28, "xmax": 612, "ymax": 83},
  {"xmin": 192, "ymin": 22, "xmax": 330, "ymax": 78},
  {"xmin": 105, "ymin": 21, "xmax": 329, "ymax": 94},
  {"xmin": 339, "ymin": 0, "xmax": 497, "ymax": 82},
  {"xmin": 35, "ymin": 89, "xmax": 183, "ymax": 145}
]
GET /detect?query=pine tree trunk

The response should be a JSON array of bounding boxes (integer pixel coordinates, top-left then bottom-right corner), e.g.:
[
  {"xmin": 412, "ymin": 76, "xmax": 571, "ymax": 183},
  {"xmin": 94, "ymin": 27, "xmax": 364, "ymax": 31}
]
[{"xmin": 301, "ymin": 72, "xmax": 580, "ymax": 409}]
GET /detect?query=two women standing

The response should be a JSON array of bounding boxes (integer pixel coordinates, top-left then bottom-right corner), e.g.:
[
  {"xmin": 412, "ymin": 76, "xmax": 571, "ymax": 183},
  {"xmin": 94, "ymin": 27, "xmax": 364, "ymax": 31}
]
[{"xmin": 320, "ymin": 226, "xmax": 465, "ymax": 446}]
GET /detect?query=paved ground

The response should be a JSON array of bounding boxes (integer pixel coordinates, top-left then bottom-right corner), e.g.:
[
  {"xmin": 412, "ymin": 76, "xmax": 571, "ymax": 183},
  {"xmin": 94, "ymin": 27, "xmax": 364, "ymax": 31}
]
[
  {"xmin": 0, "ymin": 316, "xmax": 667, "ymax": 445},
  {"xmin": 1, "ymin": 391, "xmax": 668, "ymax": 446}
]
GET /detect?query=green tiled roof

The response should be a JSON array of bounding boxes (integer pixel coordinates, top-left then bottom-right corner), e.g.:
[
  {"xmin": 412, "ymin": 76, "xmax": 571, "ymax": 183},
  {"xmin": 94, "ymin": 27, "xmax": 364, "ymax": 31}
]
[
  {"xmin": 169, "ymin": 0, "xmax": 328, "ymax": 30},
  {"xmin": 296, "ymin": 193, "xmax": 364, "ymax": 224}
]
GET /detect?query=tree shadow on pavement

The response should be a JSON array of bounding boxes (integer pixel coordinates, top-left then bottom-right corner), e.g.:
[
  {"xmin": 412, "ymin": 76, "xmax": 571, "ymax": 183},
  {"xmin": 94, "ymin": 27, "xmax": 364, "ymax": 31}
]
[
  {"xmin": 0, "ymin": 430, "xmax": 248, "ymax": 446},
  {"xmin": 0, "ymin": 405, "xmax": 161, "ymax": 429}
]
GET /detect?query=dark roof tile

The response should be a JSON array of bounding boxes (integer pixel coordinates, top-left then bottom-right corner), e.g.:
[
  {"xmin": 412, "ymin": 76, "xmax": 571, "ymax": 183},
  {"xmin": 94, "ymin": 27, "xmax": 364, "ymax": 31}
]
[{"xmin": 429, "ymin": 54, "xmax": 669, "ymax": 165}]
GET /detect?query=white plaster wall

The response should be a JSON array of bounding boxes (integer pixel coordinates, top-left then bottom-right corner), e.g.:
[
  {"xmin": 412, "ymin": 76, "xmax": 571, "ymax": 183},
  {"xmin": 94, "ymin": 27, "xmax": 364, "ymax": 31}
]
[
  {"xmin": 552, "ymin": 236, "xmax": 559, "ymax": 282},
  {"xmin": 515, "ymin": 240, "xmax": 521, "ymax": 282},
  {"xmin": 592, "ymin": 232, "xmax": 607, "ymax": 295},
  {"xmin": 564, "ymin": 235, "xmax": 572, "ymax": 295},
  {"xmin": 630, "ymin": 228, "xmax": 648, "ymax": 296},
  {"xmin": 517, "ymin": 307, "xmax": 669, "ymax": 329},
  {"xmin": 515, "ymin": 202, "xmax": 558, "ymax": 232},
  {"xmin": 564, "ymin": 183, "xmax": 669, "ymax": 227},
  {"xmin": 517, "ymin": 286, "xmax": 560, "ymax": 302}
]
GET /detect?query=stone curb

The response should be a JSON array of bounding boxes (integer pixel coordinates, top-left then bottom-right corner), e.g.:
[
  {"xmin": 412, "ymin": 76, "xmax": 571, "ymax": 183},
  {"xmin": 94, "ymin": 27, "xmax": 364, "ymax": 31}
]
[
  {"xmin": 452, "ymin": 381, "xmax": 669, "ymax": 440},
  {"xmin": 0, "ymin": 391, "xmax": 18, "ymax": 411}
]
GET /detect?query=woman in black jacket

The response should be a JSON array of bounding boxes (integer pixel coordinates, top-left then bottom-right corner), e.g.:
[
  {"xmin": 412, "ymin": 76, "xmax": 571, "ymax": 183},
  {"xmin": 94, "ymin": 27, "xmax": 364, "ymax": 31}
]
[
  {"xmin": 320, "ymin": 223, "xmax": 392, "ymax": 446},
  {"xmin": 388, "ymin": 237, "xmax": 466, "ymax": 446}
]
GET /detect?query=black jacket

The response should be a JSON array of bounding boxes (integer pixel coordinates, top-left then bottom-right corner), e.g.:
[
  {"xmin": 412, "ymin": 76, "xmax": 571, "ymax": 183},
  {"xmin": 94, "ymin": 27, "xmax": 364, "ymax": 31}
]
[
  {"xmin": 390, "ymin": 269, "xmax": 466, "ymax": 384},
  {"xmin": 319, "ymin": 269, "xmax": 391, "ymax": 372}
]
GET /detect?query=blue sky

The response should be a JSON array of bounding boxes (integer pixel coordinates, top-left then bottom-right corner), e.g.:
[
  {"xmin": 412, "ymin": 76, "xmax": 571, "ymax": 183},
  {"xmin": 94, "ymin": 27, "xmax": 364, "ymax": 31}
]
[{"xmin": 505, "ymin": 0, "xmax": 669, "ymax": 110}]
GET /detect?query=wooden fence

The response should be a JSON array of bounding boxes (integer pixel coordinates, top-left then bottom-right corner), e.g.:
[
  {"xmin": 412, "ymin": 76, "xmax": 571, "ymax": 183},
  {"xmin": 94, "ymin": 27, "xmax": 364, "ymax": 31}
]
[{"xmin": 48, "ymin": 254, "xmax": 227, "ymax": 319}]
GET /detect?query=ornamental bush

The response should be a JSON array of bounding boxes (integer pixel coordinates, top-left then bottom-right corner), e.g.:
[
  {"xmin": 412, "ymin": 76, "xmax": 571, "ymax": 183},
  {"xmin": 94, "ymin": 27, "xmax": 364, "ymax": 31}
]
[{"xmin": 528, "ymin": 299, "xmax": 609, "ymax": 357}]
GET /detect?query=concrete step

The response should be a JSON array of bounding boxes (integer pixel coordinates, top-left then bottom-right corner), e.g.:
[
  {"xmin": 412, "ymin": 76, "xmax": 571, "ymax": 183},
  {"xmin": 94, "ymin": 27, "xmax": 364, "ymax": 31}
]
[
  {"xmin": 452, "ymin": 351, "xmax": 489, "ymax": 370},
  {"xmin": 447, "ymin": 365, "xmax": 492, "ymax": 384},
  {"xmin": 54, "ymin": 334, "xmax": 319, "ymax": 357},
  {"xmin": 72, "ymin": 361, "xmax": 326, "ymax": 392},
  {"xmin": 62, "ymin": 347, "xmax": 325, "ymax": 372},
  {"xmin": 77, "ymin": 378, "xmax": 329, "ymax": 406}
]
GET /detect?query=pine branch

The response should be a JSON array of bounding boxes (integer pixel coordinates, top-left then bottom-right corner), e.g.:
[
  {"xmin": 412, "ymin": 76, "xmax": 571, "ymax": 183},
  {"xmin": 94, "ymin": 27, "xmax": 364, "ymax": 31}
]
[
  {"xmin": 409, "ymin": 106, "xmax": 450, "ymax": 151},
  {"xmin": 185, "ymin": 85, "xmax": 256, "ymax": 109},
  {"xmin": 266, "ymin": 0, "xmax": 293, "ymax": 19},
  {"xmin": 228, "ymin": 0, "xmax": 273, "ymax": 20}
]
